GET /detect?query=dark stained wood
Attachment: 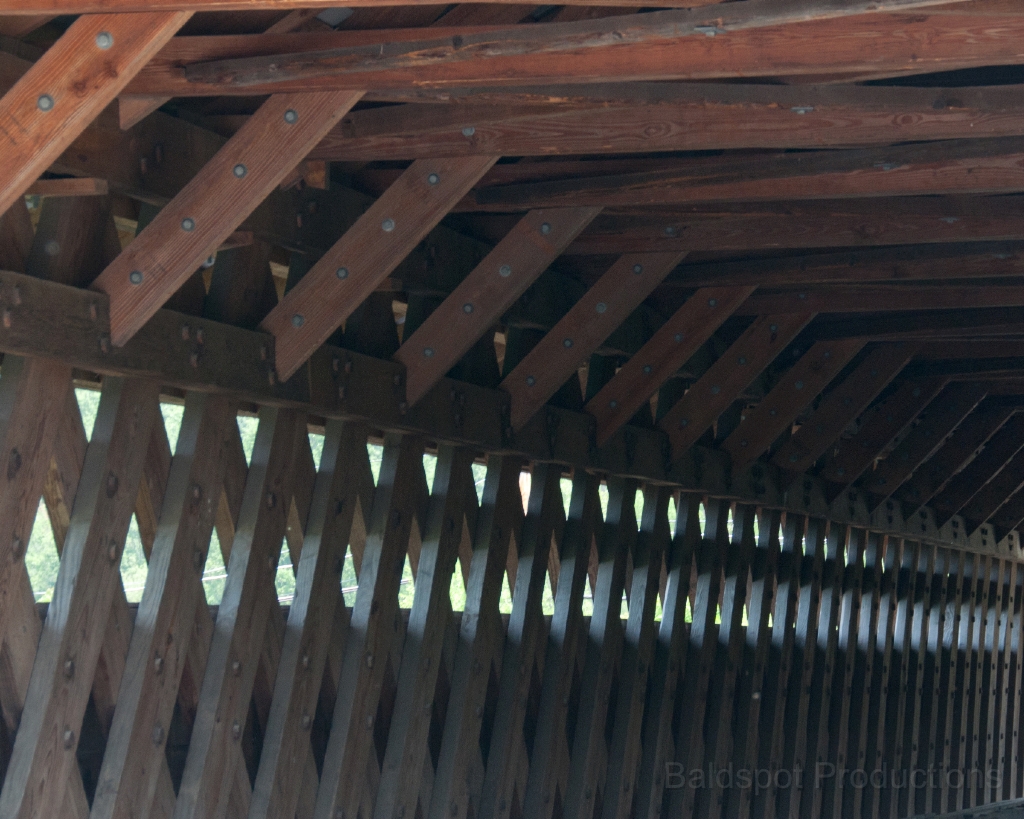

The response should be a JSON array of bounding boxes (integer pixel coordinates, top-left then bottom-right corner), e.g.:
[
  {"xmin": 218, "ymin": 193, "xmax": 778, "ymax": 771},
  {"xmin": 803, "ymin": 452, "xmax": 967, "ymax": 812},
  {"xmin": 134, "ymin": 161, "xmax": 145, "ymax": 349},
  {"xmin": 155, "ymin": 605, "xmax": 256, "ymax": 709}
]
[
  {"xmin": 959, "ymin": 448, "xmax": 1024, "ymax": 535},
  {"xmin": 659, "ymin": 312, "xmax": 815, "ymax": 459}
]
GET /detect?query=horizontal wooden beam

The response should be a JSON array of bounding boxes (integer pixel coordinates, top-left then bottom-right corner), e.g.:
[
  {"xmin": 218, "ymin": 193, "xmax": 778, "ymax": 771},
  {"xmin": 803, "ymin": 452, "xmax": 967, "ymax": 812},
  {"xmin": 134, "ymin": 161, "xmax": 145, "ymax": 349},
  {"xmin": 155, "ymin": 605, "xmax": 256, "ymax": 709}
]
[
  {"xmin": 735, "ymin": 284, "xmax": 1024, "ymax": 315},
  {"xmin": 1, "ymin": 0, "xmax": 719, "ymax": 12},
  {"xmin": 0, "ymin": 266, "xmax": 1012, "ymax": 555},
  {"xmin": 133, "ymin": 2, "xmax": 998, "ymax": 95}
]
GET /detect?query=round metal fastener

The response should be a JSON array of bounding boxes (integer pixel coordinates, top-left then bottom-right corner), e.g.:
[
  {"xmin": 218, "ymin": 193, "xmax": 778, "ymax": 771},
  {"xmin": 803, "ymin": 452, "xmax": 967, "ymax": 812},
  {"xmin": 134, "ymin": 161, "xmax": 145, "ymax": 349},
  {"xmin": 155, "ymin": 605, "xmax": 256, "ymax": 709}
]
[
  {"xmin": 563, "ymin": 338, "xmax": 573, "ymax": 349},
  {"xmin": 463, "ymin": 303, "xmax": 473, "ymax": 314},
  {"xmin": 37, "ymin": 94, "xmax": 54, "ymax": 112},
  {"xmin": 95, "ymin": 31, "xmax": 113, "ymax": 49},
  {"xmin": 462, "ymin": 126, "xmax": 475, "ymax": 137},
  {"xmin": 738, "ymin": 356, "xmax": 747, "ymax": 365},
  {"xmin": 423, "ymin": 347, "xmax": 434, "ymax": 358},
  {"xmin": 152, "ymin": 724, "xmax": 164, "ymax": 744},
  {"xmin": 709, "ymin": 298, "xmax": 718, "ymax": 307},
  {"xmin": 525, "ymin": 375, "xmax": 536, "ymax": 386},
  {"xmin": 633, "ymin": 264, "xmax": 643, "ymax": 274},
  {"xmin": 292, "ymin": 313, "xmax": 305, "ymax": 327},
  {"xmin": 233, "ymin": 163, "xmax": 247, "ymax": 178},
  {"xmin": 336, "ymin": 266, "xmax": 349, "ymax": 279},
  {"xmin": 428, "ymin": 173, "xmax": 440, "ymax": 185},
  {"xmin": 540, "ymin": 222, "xmax": 551, "ymax": 235},
  {"xmin": 674, "ymin": 333, "xmax": 683, "ymax": 342},
  {"xmin": 595, "ymin": 302, "xmax": 607, "ymax": 314},
  {"xmin": 382, "ymin": 218, "xmax": 396, "ymax": 232},
  {"xmin": 679, "ymin": 418, "xmax": 689, "ymax": 427},
  {"xmin": 710, "ymin": 385, "xmax": 721, "ymax": 394},
  {"xmin": 795, "ymin": 380, "xmax": 805, "ymax": 390},
  {"xmin": 284, "ymin": 109, "xmax": 299, "ymax": 124},
  {"xmin": 499, "ymin": 264, "xmax": 511, "ymax": 277},
  {"xmin": 181, "ymin": 217, "xmax": 195, "ymax": 232},
  {"xmin": 609, "ymin": 400, "xmax": 618, "ymax": 409},
  {"xmin": 130, "ymin": 270, "xmax": 144, "ymax": 285},
  {"xmin": 44, "ymin": 239, "xmax": 60, "ymax": 256},
  {"xmin": 643, "ymin": 365, "xmax": 652, "ymax": 374}
]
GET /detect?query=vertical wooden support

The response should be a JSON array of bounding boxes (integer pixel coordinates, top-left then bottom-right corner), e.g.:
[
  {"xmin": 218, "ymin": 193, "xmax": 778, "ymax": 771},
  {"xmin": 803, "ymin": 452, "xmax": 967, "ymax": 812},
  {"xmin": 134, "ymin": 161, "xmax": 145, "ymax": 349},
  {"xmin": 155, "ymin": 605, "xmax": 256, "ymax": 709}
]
[
  {"xmin": 562, "ymin": 478, "xmax": 638, "ymax": 819},
  {"xmin": 633, "ymin": 493, "xmax": 700, "ymax": 818},
  {"xmin": 979, "ymin": 559, "xmax": 1006, "ymax": 805},
  {"xmin": 1005, "ymin": 564, "xmax": 1024, "ymax": 801},
  {"xmin": 916, "ymin": 546, "xmax": 948, "ymax": 815},
  {"xmin": 172, "ymin": 406, "xmax": 306, "ymax": 819},
  {"xmin": 91, "ymin": 392, "xmax": 236, "ymax": 819},
  {"xmin": 990, "ymin": 559, "xmax": 1014, "ymax": 805},
  {"xmin": 967, "ymin": 556, "xmax": 995, "ymax": 808},
  {"xmin": 312, "ymin": 433, "xmax": 427, "ymax": 819},
  {"xmin": 601, "ymin": 485, "xmax": 673, "ymax": 819},
  {"xmin": 520, "ymin": 473, "xmax": 602, "ymax": 819},
  {"xmin": 250, "ymin": 421, "xmax": 373, "ymax": 819},
  {"xmin": 755, "ymin": 512, "xmax": 808, "ymax": 819},
  {"xmin": 938, "ymin": 549, "xmax": 967, "ymax": 813},
  {"xmin": 667, "ymin": 499, "xmax": 729, "ymax": 819},
  {"xmin": 0, "ymin": 377, "xmax": 160, "ymax": 819},
  {"xmin": 952, "ymin": 553, "xmax": 981, "ymax": 811},
  {"xmin": 427, "ymin": 454, "xmax": 524, "ymax": 819},
  {"xmin": 477, "ymin": 463, "xmax": 567, "ymax": 819}
]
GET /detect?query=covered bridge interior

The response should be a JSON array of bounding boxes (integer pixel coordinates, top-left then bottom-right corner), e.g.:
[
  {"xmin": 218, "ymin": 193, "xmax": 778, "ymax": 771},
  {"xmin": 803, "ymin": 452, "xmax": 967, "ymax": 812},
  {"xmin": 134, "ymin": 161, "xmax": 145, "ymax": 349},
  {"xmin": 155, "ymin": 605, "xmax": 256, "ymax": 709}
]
[{"xmin": 2, "ymin": 0, "xmax": 1024, "ymax": 817}]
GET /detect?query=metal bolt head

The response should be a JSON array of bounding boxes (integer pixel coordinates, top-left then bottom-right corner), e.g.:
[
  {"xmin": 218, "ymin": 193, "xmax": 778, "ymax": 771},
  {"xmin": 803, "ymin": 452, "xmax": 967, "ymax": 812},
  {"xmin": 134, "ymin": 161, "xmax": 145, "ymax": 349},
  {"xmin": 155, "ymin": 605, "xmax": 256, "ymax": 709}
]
[
  {"xmin": 462, "ymin": 126, "xmax": 475, "ymax": 137},
  {"xmin": 525, "ymin": 375, "xmax": 536, "ymax": 387},
  {"xmin": 595, "ymin": 302, "xmax": 607, "ymax": 314},
  {"xmin": 63, "ymin": 728, "xmax": 74, "ymax": 749},
  {"xmin": 381, "ymin": 218, "xmax": 396, "ymax": 232},
  {"xmin": 233, "ymin": 163, "xmax": 247, "ymax": 178},
  {"xmin": 540, "ymin": 222, "xmax": 551, "ymax": 235},
  {"xmin": 643, "ymin": 365, "xmax": 652, "ymax": 374},
  {"xmin": 284, "ymin": 109, "xmax": 299, "ymax": 124},
  {"xmin": 499, "ymin": 264, "xmax": 511, "ymax": 278},
  {"xmin": 633, "ymin": 264, "xmax": 644, "ymax": 274},
  {"xmin": 609, "ymin": 400, "xmax": 618, "ymax": 409},
  {"xmin": 64, "ymin": 659, "xmax": 74, "ymax": 679},
  {"xmin": 301, "ymin": 653, "xmax": 310, "ymax": 669},
  {"xmin": 462, "ymin": 302, "xmax": 474, "ymax": 314},
  {"xmin": 336, "ymin": 266, "xmax": 349, "ymax": 279},
  {"xmin": 710, "ymin": 385, "xmax": 721, "ymax": 395},
  {"xmin": 154, "ymin": 655, "xmax": 164, "ymax": 674},
  {"xmin": 37, "ymin": 94, "xmax": 54, "ymax": 112},
  {"xmin": 44, "ymin": 239, "xmax": 60, "ymax": 257},
  {"xmin": 95, "ymin": 31, "xmax": 113, "ymax": 49},
  {"xmin": 291, "ymin": 313, "xmax": 305, "ymax": 328},
  {"xmin": 679, "ymin": 418, "xmax": 689, "ymax": 427},
  {"xmin": 738, "ymin": 356, "xmax": 747, "ymax": 365},
  {"xmin": 129, "ymin": 270, "xmax": 144, "ymax": 285},
  {"xmin": 664, "ymin": 226, "xmax": 678, "ymax": 236},
  {"xmin": 563, "ymin": 338, "xmax": 573, "ymax": 349},
  {"xmin": 709, "ymin": 298, "xmax": 718, "ymax": 307},
  {"xmin": 201, "ymin": 255, "xmax": 216, "ymax": 269},
  {"xmin": 795, "ymin": 380, "xmax": 805, "ymax": 390},
  {"xmin": 423, "ymin": 347, "xmax": 434, "ymax": 358},
  {"xmin": 674, "ymin": 333, "xmax": 683, "ymax": 343},
  {"xmin": 427, "ymin": 173, "xmax": 440, "ymax": 185},
  {"xmin": 152, "ymin": 724, "xmax": 164, "ymax": 744},
  {"xmin": 232, "ymin": 720, "xmax": 241, "ymax": 740},
  {"xmin": 232, "ymin": 659, "xmax": 241, "ymax": 676},
  {"xmin": 181, "ymin": 217, "xmax": 195, "ymax": 232},
  {"xmin": 302, "ymin": 713, "xmax": 312, "ymax": 730}
]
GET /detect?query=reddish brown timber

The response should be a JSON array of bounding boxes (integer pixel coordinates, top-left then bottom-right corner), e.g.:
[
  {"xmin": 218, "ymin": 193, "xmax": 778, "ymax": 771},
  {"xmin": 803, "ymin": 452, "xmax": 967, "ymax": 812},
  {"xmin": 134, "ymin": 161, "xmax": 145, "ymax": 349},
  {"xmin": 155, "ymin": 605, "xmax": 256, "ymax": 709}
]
[
  {"xmin": 5, "ymin": 0, "xmax": 722, "ymax": 12},
  {"xmin": 90, "ymin": 392, "xmax": 237, "ymax": 819},
  {"xmin": 865, "ymin": 382, "xmax": 989, "ymax": 509},
  {"xmin": 171, "ymin": 406, "xmax": 306, "ymax": 819},
  {"xmin": 562, "ymin": 477, "xmax": 638, "ymax": 819},
  {"xmin": 521, "ymin": 473, "xmax": 603, "ymax": 819},
  {"xmin": 0, "ymin": 200, "xmax": 31, "ymax": 273},
  {"xmin": 397, "ymin": 207, "xmax": 600, "ymax": 407},
  {"xmin": 478, "ymin": 462, "xmax": 567, "ymax": 819},
  {"xmin": 263, "ymin": 155, "xmax": 496, "ymax": 381},
  {"xmin": 312, "ymin": 83, "xmax": 1024, "ymax": 161},
  {"xmin": 502, "ymin": 251, "xmax": 684, "ymax": 430},
  {"xmin": 93, "ymin": 90, "xmax": 363, "ymax": 347},
  {"xmin": 0, "ymin": 377, "xmax": 160, "ymax": 819},
  {"xmin": 0, "ymin": 12, "xmax": 189, "ymax": 217},
  {"xmin": 929, "ymin": 413, "xmax": 1024, "ymax": 526},
  {"xmin": 721, "ymin": 338, "xmax": 865, "ymax": 469},
  {"xmin": 958, "ymin": 448, "xmax": 1024, "ymax": 535},
  {"xmin": 121, "ymin": 5, "xmax": 1009, "ymax": 96},
  {"xmin": 586, "ymin": 285, "xmax": 755, "ymax": 445},
  {"xmin": 659, "ymin": 312, "xmax": 815, "ymax": 460},
  {"xmin": 427, "ymin": 454, "xmax": 524, "ymax": 819},
  {"xmin": 894, "ymin": 402, "xmax": 1018, "ymax": 513},
  {"xmin": 601, "ymin": 485, "xmax": 673, "ymax": 819},
  {"xmin": 632, "ymin": 494, "xmax": 700, "ymax": 818},
  {"xmin": 735, "ymin": 284, "xmax": 1024, "ymax": 316},
  {"xmin": 250, "ymin": 422, "xmax": 374, "ymax": 819},
  {"xmin": 817, "ymin": 376, "xmax": 949, "ymax": 497}
]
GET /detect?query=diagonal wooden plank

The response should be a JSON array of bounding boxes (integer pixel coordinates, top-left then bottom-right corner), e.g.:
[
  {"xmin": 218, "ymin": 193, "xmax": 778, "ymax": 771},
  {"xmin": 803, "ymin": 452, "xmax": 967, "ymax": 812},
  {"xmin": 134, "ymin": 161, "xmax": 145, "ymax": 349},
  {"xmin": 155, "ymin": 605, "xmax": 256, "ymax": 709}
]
[
  {"xmin": 721, "ymin": 337, "xmax": 865, "ymax": 468},
  {"xmin": 263, "ymin": 155, "xmax": 498, "ymax": 381},
  {"xmin": 958, "ymin": 447, "xmax": 1024, "ymax": 535},
  {"xmin": 93, "ymin": 90, "xmax": 363, "ymax": 347},
  {"xmin": 89, "ymin": 392, "xmax": 237, "ymax": 819},
  {"xmin": 658, "ymin": 312, "xmax": 815, "ymax": 459},
  {"xmin": 250, "ymin": 420, "xmax": 372, "ymax": 819},
  {"xmin": 372, "ymin": 446, "xmax": 477, "ymax": 819},
  {"xmin": 585, "ymin": 286, "xmax": 755, "ymax": 445},
  {"xmin": 501, "ymin": 251, "xmax": 684, "ymax": 429},
  {"xmin": 0, "ymin": 376, "xmax": 161, "ymax": 819},
  {"xmin": 478, "ymin": 462, "xmax": 566, "ymax": 819},
  {"xmin": 771, "ymin": 343, "xmax": 918, "ymax": 476},
  {"xmin": 313, "ymin": 432, "xmax": 429, "ymax": 819},
  {"xmin": 0, "ymin": 11, "xmax": 190, "ymax": 217},
  {"xmin": 520, "ymin": 472, "xmax": 602, "ymax": 819},
  {"xmin": 171, "ymin": 406, "xmax": 307, "ymax": 819},
  {"xmin": 397, "ymin": 207, "xmax": 600, "ymax": 407},
  {"xmin": 864, "ymin": 382, "xmax": 989, "ymax": 509},
  {"xmin": 817, "ymin": 376, "xmax": 950, "ymax": 497}
]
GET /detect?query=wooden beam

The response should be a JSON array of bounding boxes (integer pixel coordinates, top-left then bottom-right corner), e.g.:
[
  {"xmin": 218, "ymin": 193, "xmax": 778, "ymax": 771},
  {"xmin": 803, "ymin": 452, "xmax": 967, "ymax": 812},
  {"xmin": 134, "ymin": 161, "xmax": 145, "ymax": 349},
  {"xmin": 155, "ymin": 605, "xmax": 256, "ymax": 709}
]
[
  {"xmin": 0, "ymin": 12, "xmax": 189, "ymax": 217},
  {"xmin": 959, "ymin": 448, "xmax": 1024, "ymax": 535},
  {"xmin": 1, "ymin": 0, "xmax": 724, "ymax": 12},
  {"xmin": 262, "ymin": 155, "xmax": 498, "ymax": 381},
  {"xmin": 156, "ymin": 2, "xmax": 995, "ymax": 95},
  {"xmin": 721, "ymin": 338, "xmax": 866, "ymax": 469},
  {"xmin": 92, "ymin": 90, "xmax": 363, "ymax": 347},
  {"xmin": 772, "ymin": 343, "xmax": 918, "ymax": 476},
  {"xmin": 586, "ymin": 286, "xmax": 755, "ymax": 445},
  {"xmin": 817, "ymin": 377, "xmax": 949, "ymax": 497},
  {"xmin": 501, "ymin": 251, "xmax": 684, "ymax": 429},
  {"xmin": 24, "ymin": 177, "xmax": 108, "ymax": 198},
  {"xmin": 735, "ymin": 284, "xmax": 1024, "ymax": 316},
  {"xmin": 312, "ymin": 83, "xmax": 1024, "ymax": 161},
  {"xmin": 396, "ymin": 207, "xmax": 600, "ymax": 407},
  {"xmin": 864, "ymin": 382, "xmax": 989, "ymax": 509},
  {"xmin": 0, "ymin": 377, "xmax": 161, "ymax": 819},
  {"xmin": 659, "ymin": 313, "xmax": 815, "ymax": 460}
]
